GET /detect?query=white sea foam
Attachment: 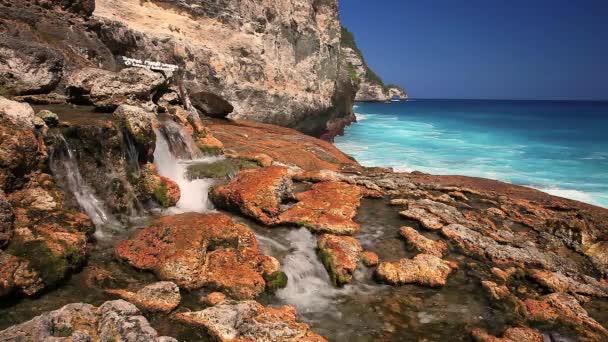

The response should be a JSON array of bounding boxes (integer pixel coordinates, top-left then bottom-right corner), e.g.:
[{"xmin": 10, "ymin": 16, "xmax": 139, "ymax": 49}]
[
  {"xmin": 354, "ymin": 113, "xmax": 367, "ymax": 121},
  {"xmin": 535, "ymin": 187, "xmax": 597, "ymax": 205}
]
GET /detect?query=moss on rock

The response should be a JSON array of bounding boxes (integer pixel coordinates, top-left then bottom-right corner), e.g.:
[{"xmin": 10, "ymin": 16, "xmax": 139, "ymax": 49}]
[{"xmin": 265, "ymin": 271, "xmax": 288, "ymax": 292}]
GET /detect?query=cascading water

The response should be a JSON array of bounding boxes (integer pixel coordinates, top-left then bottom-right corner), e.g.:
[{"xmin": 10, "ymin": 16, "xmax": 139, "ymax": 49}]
[
  {"xmin": 273, "ymin": 228, "xmax": 378, "ymax": 317},
  {"xmin": 50, "ymin": 134, "xmax": 120, "ymax": 238},
  {"xmin": 153, "ymin": 121, "xmax": 222, "ymax": 213}
]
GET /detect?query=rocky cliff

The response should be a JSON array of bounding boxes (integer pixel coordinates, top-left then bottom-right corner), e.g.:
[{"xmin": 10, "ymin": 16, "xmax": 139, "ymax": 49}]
[
  {"xmin": 340, "ymin": 27, "xmax": 408, "ymax": 102},
  {"xmin": 0, "ymin": 0, "xmax": 359, "ymax": 137}
]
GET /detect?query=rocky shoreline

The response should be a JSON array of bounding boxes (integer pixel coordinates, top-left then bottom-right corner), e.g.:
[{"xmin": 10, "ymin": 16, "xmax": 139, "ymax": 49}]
[
  {"xmin": 1, "ymin": 89, "xmax": 607, "ymax": 340},
  {"xmin": 1, "ymin": 1, "xmax": 607, "ymax": 341}
]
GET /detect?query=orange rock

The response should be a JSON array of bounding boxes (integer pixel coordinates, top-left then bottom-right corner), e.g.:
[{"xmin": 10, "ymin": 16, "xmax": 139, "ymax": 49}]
[
  {"xmin": 0, "ymin": 250, "xmax": 43, "ymax": 296},
  {"xmin": 399, "ymin": 226, "xmax": 449, "ymax": 257},
  {"xmin": 317, "ymin": 234, "xmax": 362, "ymax": 286},
  {"xmin": 376, "ymin": 254, "xmax": 455, "ymax": 287},
  {"xmin": 471, "ymin": 327, "xmax": 543, "ymax": 342},
  {"xmin": 173, "ymin": 300, "xmax": 327, "ymax": 342},
  {"xmin": 279, "ymin": 181, "xmax": 362, "ymax": 235},
  {"xmin": 524, "ymin": 293, "xmax": 608, "ymax": 340},
  {"xmin": 208, "ymin": 119, "xmax": 361, "ymax": 172},
  {"xmin": 115, "ymin": 213, "xmax": 275, "ymax": 299},
  {"xmin": 210, "ymin": 166, "xmax": 293, "ymax": 225},
  {"xmin": 361, "ymin": 250, "xmax": 379, "ymax": 267}
]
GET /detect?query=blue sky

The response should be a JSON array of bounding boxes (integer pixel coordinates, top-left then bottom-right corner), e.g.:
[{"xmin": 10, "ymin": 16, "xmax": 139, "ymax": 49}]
[{"xmin": 339, "ymin": 0, "xmax": 608, "ymax": 100}]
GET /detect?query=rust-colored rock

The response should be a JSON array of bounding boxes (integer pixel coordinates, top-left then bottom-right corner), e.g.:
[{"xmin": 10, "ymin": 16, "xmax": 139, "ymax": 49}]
[
  {"xmin": 524, "ymin": 293, "xmax": 608, "ymax": 340},
  {"xmin": 317, "ymin": 234, "xmax": 362, "ymax": 286},
  {"xmin": 361, "ymin": 250, "xmax": 379, "ymax": 267},
  {"xmin": 0, "ymin": 250, "xmax": 43, "ymax": 296},
  {"xmin": 376, "ymin": 254, "xmax": 456, "ymax": 287},
  {"xmin": 115, "ymin": 213, "xmax": 273, "ymax": 299},
  {"xmin": 209, "ymin": 119, "xmax": 361, "ymax": 172},
  {"xmin": 139, "ymin": 163, "xmax": 181, "ymax": 208},
  {"xmin": 106, "ymin": 281, "xmax": 181, "ymax": 313},
  {"xmin": 210, "ymin": 166, "xmax": 293, "ymax": 225},
  {"xmin": 529, "ymin": 269, "xmax": 608, "ymax": 297},
  {"xmin": 173, "ymin": 301, "xmax": 326, "ymax": 342},
  {"xmin": 471, "ymin": 327, "xmax": 543, "ymax": 342},
  {"xmin": 399, "ymin": 226, "xmax": 448, "ymax": 257},
  {"xmin": 279, "ymin": 181, "xmax": 362, "ymax": 235}
]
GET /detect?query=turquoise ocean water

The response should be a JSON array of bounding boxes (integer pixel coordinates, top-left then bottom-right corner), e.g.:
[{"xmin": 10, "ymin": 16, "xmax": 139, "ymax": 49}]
[{"xmin": 335, "ymin": 100, "xmax": 608, "ymax": 208}]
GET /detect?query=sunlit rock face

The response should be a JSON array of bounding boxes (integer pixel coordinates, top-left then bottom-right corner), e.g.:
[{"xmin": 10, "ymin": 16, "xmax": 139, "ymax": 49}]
[
  {"xmin": 0, "ymin": 0, "xmax": 356, "ymax": 137},
  {"xmin": 93, "ymin": 0, "xmax": 349, "ymax": 135}
]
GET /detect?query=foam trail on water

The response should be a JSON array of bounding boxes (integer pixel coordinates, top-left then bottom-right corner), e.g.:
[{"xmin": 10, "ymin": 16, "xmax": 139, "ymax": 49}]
[
  {"xmin": 153, "ymin": 125, "xmax": 221, "ymax": 213},
  {"xmin": 51, "ymin": 135, "xmax": 119, "ymax": 238}
]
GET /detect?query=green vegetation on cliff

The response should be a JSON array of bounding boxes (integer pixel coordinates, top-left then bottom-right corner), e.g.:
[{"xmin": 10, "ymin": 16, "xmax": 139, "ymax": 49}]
[{"xmin": 341, "ymin": 26, "xmax": 385, "ymax": 87}]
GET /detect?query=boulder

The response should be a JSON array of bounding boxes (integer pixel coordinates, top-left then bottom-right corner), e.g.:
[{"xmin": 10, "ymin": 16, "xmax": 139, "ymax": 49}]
[
  {"xmin": 112, "ymin": 104, "xmax": 157, "ymax": 145},
  {"xmin": 279, "ymin": 181, "xmax": 362, "ymax": 235},
  {"xmin": 115, "ymin": 213, "xmax": 276, "ymax": 299},
  {"xmin": 471, "ymin": 327, "xmax": 543, "ymax": 342},
  {"xmin": 66, "ymin": 67, "xmax": 166, "ymax": 110},
  {"xmin": 524, "ymin": 293, "xmax": 608, "ymax": 340},
  {"xmin": 0, "ymin": 250, "xmax": 44, "ymax": 297},
  {"xmin": 0, "ymin": 97, "xmax": 38, "ymax": 129},
  {"xmin": 36, "ymin": 109, "xmax": 59, "ymax": 128},
  {"xmin": 0, "ymin": 191, "xmax": 14, "ymax": 247},
  {"xmin": 376, "ymin": 254, "xmax": 456, "ymax": 287},
  {"xmin": 399, "ymin": 226, "xmax": 449, "ymax": 257},
  {"xmin": 106, "ymin": 281, "xmax": 181, "ymax": 313},
  {"xmin": 139, "ymin": 163, "xmax": 181, "ymax": 208},
  {"xmin": 0, "ymin": 300, "xmax": 176, "ymax": 341},
  {"xmin": 173, "ymin": 301, "xmax": 326, "ymax": 342},
  {"xmin": 317, "ymin": 234, "xmax": 362, "ymax": 286},
  {"xmin": 190, "ymin": 91, "xmax": 234, "ymax": 118},
  {"xmin": 210, "ymin": 166, "xmax": 293, "ymax": 225},
  {"xmin": 5, "ymin": 224, "xmax": 88, "ymax": 289},
  {"xmin": 0, "ymin": 38, "xmax": 63, "ymax": 96}
]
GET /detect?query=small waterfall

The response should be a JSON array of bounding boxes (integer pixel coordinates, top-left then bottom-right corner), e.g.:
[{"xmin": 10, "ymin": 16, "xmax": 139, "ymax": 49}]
[
  {"xmin": 275, "ymin": 228, "xmax": 381, "ymax": 318},
  {"xmin": 121, "ymin": 130, "xmax": 140, "ymax": 176},
  {"xmin": 50, "ymin": 134, "xmax": 119, "ymax": 238},
  {"xmin": 276, "ymin": 228, "xmax": 347, "ymax": 314},
  {"xmin": 153, "ymin": 122, "xmax": 221, "ymax": 213},
  {"xmin": 159, "ymin": 120, "xmax": 202, "ymax": 160}
]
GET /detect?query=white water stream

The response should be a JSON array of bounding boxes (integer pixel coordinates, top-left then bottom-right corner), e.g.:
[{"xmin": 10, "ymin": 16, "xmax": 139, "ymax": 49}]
[
  {"xmin": 51, "ymin": 135, "xmax": 119, "ymax": 238},
  {"xmin": 153, "ymin": 123, "xmax": 222, "ymax": 213}
]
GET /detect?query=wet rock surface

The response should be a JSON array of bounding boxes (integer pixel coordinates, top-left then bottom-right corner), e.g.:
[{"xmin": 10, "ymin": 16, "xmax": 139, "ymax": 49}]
[
  {"xmin": 211, "ymin": 166, "xmax": 293, "ymax": 225},
  {"xmin": 115, "ymin": 213, "xmax": 275, "ymax": 299},
  {"xmin": 0, "ymin": 300, "xmax": 176, "ymax": 341},
  {"xmin": 376, "ymin": 254, "xmax": 456, "ymax": 287},
  {"xmin": 106, "ymin": 281, "xmax": 181, "ymax": 313},
  {"xmin": 279, "ymin": 181, "xmax": 362, "ymax": 235},
  {"xmin": 399, "ymin": 226, "xmax": 449, "ymax": 257},
  {"xmin": 173, "ymin": 300, "xmax": 326, "ymax": 342},
  {"xmin": 471, "ymin": 327, "xmax": 544, "ymax": 342},
  {"xmin": 317, "ymin": 234, "xmax": 362, "ymax": 286}
]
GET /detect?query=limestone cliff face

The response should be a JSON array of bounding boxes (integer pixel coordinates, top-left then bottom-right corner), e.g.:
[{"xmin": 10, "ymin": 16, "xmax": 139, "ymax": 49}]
[
  {"xmin": 0, "ymin": 0, "xmax": 356, "ymax": 136},
  {"xmin": 341, "ymin": 28, "xmax": 407, "ymax": 102}
]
